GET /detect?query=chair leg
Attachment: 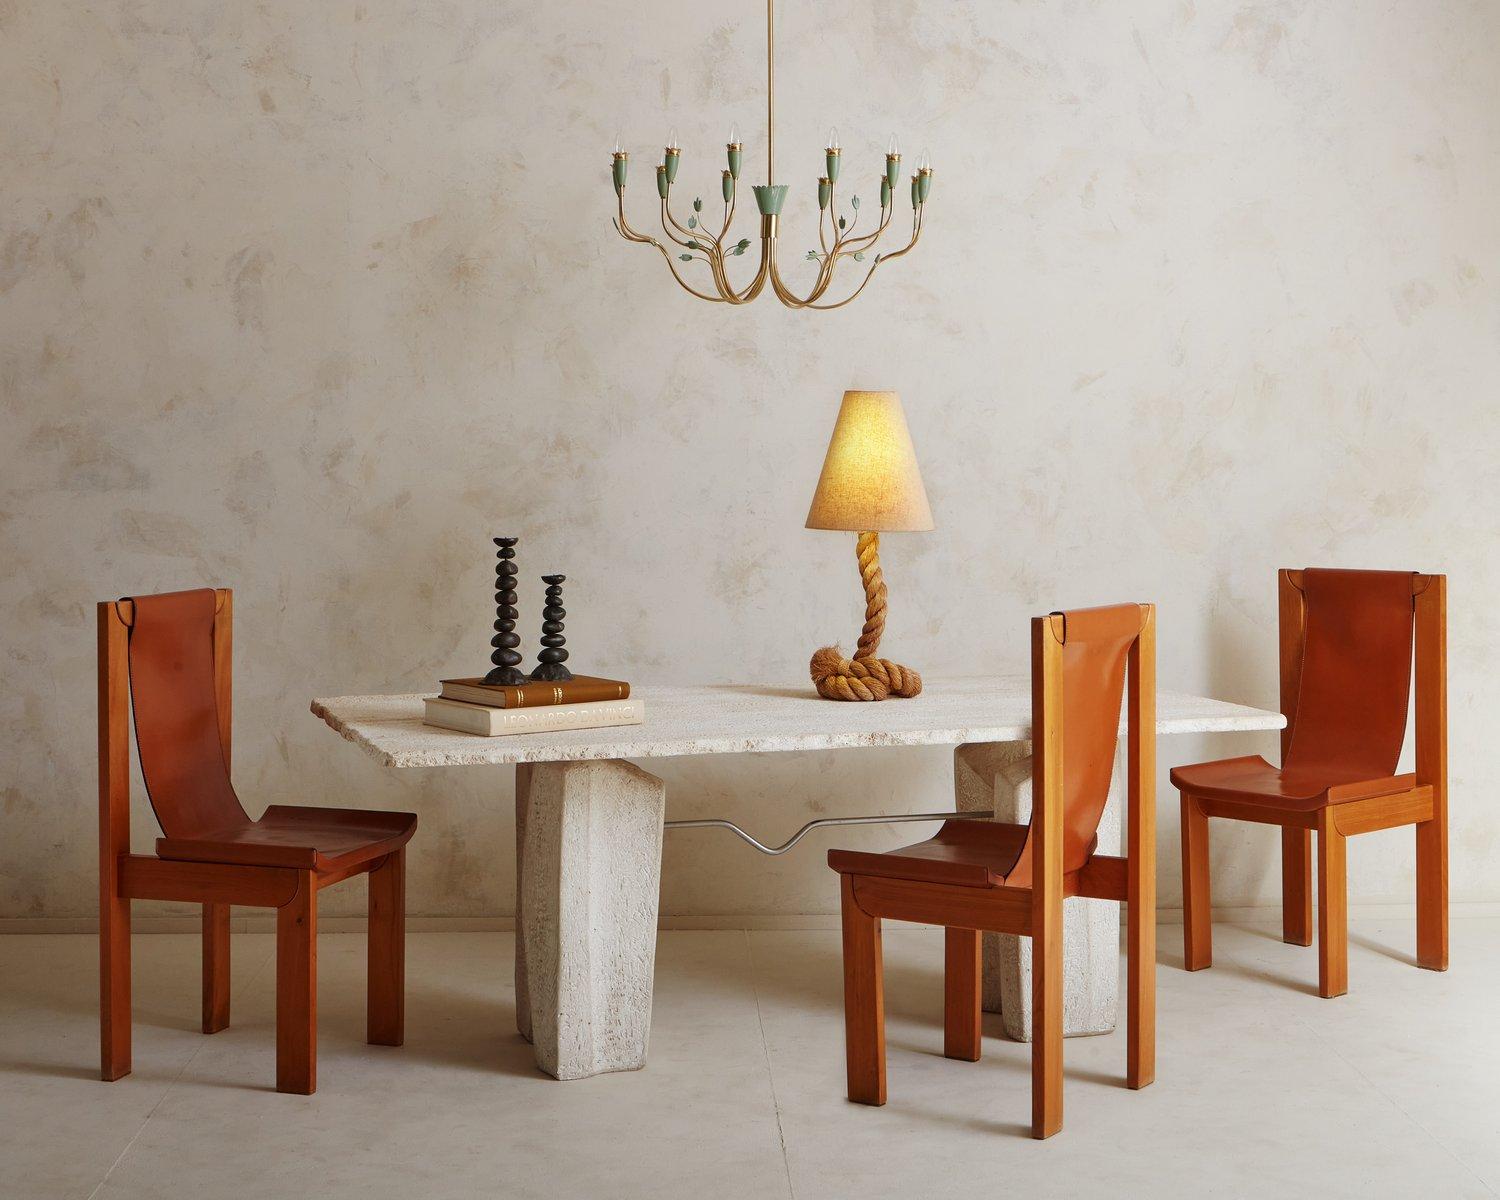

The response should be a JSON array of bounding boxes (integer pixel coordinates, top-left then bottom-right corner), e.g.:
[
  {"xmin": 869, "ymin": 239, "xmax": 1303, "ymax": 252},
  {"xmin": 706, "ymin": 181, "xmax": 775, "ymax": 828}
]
[
  {"xmin": 1317, "ymin": 821, "xmax": 1348, "ymax": 999},
  {"xmin": 1127, "ymin": 872, "xmax": 1156, "ymax": 1091},
  {"xmin": 202, "ymin": 903, "xmax": 231, "ymax": 1034},
  {"xmin": 100, "ymin": 892, "xmax": 131, "ymax": 1081},
  {"xmin": 1032, "ymin": 885, "xmax": 1063, "ymax": 1139},
  {"xmin": 367, "ymin": 849, "xmax": 406, "ymax": 1047},
  {"xmin": 276, "ymin": 872, "xmax": 318, "ymax": 1094},
  {"xmin": 1415, "ymin": 816, "xmax": 1448, "ymax": 971},
  {"xmin": 840, "ymin": 876, "xmax": 885, "ymax": 1106},
  {"xmin": 943, "ymin": 927, "xmax": 981, "ymax": 1062},
  {"xmin": 1180, "ymin": 794, "xmax": 1212, "ymax": 971},
  {"xmin": 1281, "ymin": 827, "xmax": 1313, "ymax": 946}
]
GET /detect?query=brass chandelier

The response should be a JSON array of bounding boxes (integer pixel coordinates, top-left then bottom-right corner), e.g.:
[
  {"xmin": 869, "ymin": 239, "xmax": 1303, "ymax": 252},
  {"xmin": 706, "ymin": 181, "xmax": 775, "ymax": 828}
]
[{"xmin": 609, "ymin": 0, "xmax": 932, "ymax": 309}]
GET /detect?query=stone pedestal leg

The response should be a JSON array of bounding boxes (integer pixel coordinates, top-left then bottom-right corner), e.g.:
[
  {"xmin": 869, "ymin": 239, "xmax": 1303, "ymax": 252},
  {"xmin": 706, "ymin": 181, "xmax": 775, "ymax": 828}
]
[
  {"xmin": 514, "ymin": 758, "xmax": 666, "ymax": 1079},
  {"xmin": 954, "ymin": 741, "xmax": 1123, "ymax": 1041}
]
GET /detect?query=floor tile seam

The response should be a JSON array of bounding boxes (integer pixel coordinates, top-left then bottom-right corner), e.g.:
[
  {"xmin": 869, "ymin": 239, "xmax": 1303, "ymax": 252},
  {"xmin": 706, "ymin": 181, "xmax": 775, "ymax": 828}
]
[{"xmin": 744, "ymin": 930, "xmax": 798, "ymax": 1200}]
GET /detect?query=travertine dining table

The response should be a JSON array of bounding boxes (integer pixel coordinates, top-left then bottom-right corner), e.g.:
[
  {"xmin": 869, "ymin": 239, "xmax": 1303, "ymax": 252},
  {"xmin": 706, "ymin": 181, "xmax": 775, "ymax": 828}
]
[{"xmin": 312, "ymin": 679, "xmax": 1283, "ymax": 1080}]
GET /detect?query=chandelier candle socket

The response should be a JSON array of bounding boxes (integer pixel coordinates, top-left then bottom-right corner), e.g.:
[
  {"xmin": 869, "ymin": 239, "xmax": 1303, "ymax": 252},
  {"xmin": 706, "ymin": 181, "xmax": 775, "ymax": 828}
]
[
  {"xmin": 805, "ymin": 391, "xmax": 934, "ymax": 701},
  {"xmin": 610, "ymin": 0, "xmax": 932, "ymax": 309}
]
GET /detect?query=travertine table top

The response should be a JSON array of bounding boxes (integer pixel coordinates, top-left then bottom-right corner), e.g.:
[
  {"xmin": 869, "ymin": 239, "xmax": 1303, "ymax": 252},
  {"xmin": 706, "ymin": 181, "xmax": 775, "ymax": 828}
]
[{"xmin": 310, "ymin": 678, "xmax": 1284, "ymax": 768}]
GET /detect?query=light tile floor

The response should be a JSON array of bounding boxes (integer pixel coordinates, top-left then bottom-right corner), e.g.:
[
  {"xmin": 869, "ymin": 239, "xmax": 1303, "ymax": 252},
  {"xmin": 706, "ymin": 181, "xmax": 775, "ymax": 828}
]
[{"xmin": 2, "ymin": 919, "xmax": 1497, "ymax": 1199}]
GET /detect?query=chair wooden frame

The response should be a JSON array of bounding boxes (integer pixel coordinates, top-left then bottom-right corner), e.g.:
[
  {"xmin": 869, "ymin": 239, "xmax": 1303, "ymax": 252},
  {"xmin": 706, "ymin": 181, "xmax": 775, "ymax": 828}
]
[
  {"xmin": 1179, "ymin": 570, "xmax": 1447, "ymax": 998},
  {"xmin": 99, "ymin": 589, "xmax": 407, "ymax": 1094},
  {"xmin": 837, "ymin": 606, "xmax": 1156, "ymax": 1140}
]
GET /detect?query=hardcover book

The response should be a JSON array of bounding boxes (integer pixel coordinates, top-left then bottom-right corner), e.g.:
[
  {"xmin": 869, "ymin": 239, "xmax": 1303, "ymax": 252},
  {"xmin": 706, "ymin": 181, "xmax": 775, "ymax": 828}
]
[
  {"xmin": 438, "ymin": 675, "xmax": 630, "ymax": 709},
  {"xmin": 422, "ymin": 696, "xmax": 643, "ymax": 737}
]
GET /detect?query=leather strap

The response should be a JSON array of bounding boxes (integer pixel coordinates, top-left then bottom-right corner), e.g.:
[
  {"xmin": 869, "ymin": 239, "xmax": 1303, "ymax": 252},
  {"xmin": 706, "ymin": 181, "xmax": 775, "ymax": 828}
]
[
  {"xmin": 126, "ymin": 588, "xmax": 249, "ymax": 839},
  {"xmin": 1007, "ymin": 603, "xmax": 1142, "ymax": 888},
  {"xmin": 1285, "ymin": 569, "xmax": 1413, "ymax": 779}
]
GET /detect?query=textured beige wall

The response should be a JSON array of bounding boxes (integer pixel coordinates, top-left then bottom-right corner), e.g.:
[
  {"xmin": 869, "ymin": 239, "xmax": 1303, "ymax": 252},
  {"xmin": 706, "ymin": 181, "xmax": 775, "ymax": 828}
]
[{"xmin": 3, "ymin": 1, "xmax": 1498, "ymax": 922}]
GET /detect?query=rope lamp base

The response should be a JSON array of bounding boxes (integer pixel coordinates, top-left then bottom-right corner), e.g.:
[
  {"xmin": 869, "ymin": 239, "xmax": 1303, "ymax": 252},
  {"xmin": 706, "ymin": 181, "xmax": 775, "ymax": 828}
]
[{"xmin": 809, "ymin": 531, "xmax": 923, "ymax": 702}]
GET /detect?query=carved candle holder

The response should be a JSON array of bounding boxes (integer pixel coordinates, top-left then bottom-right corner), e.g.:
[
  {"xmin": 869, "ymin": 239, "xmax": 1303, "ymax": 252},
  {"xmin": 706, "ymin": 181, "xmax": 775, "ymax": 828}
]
[
  {"xmin": 531, "ymin": 574, "xmax": 574, "ymax": 682},
  {"xmin": 483, "ymin": 537, "xmax": 528, "ymax": 685}
]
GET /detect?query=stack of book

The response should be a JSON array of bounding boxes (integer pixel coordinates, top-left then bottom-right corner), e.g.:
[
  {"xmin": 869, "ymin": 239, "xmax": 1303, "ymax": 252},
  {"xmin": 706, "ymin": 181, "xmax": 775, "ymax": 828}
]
[{"xmin": 422, "ymin": 675, "xmax": 641, "ymax": 737}]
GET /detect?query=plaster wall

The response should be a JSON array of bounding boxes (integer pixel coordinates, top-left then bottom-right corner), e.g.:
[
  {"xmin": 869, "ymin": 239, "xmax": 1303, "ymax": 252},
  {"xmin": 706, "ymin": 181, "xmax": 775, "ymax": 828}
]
[{"xmin": 3, "ymin": 0, "xmax": 1497, "ymax": 921}]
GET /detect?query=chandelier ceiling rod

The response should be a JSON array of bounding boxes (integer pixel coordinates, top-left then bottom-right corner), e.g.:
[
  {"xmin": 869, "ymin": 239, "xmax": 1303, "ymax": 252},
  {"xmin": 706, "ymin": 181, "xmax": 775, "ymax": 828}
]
[{"xmin": 766, "ymin": 0, "xmax": 774, "ymax": 186}]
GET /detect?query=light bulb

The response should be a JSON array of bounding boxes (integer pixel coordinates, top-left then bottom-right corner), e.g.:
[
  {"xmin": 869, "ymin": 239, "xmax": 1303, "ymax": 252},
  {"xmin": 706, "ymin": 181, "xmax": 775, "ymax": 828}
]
[
  {"xmin": 667, "ymin": 126, "xmax": 678, "ymax": 150},
  {"xmin": 826, "ymin": 125, "xmax": 840, "ymax": 151},
  {"xmin": 887, "ymin": 132, "xmax": 900, "ymax": 157},
  {"xmin": 728, "ymin": 121, "xmax": 740, "ymax": 146},
  {"xmin": 613, "ymin": 131, "xmax": 623, "ymax": 155},
  {"xmin": 918, "ymin": 146, "xmax": 931, "ymax": 171}
]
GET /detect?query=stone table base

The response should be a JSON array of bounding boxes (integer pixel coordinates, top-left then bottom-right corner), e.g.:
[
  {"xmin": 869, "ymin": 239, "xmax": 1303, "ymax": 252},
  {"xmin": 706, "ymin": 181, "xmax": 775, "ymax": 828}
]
[
  {"xmin": 954, "ymin": 742, "xmax": 1123, "ymax": 1041},
  {"xmin": 515, "ymin": 759, "xmax": 666, "ymax": 1079}
]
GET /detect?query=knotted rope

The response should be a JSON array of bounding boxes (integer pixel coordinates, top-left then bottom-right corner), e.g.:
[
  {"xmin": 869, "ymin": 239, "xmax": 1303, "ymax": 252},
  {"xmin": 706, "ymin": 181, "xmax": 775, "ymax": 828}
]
[
  {"xmin": 809, "ymin": 645, "xmax": 922, "ymax": 701},
  {"xmin": 809, "ymin": 531, "xmax": 923, "ymax": 702}
]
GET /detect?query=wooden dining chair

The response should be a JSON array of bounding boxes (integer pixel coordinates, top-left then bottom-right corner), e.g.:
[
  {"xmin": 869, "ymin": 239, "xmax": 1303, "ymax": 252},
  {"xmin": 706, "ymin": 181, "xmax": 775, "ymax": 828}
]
[
  {"xmin": 828, "ymin": 603, "xmax": 1156, "ymax": 1140},
  {"xmin": 99, "ymin": 587, "xmax": 417, "ymax": 1094},
  {"xmin": 1172, "ymin": 568, "xmax": 1447, "ymax": 998}
]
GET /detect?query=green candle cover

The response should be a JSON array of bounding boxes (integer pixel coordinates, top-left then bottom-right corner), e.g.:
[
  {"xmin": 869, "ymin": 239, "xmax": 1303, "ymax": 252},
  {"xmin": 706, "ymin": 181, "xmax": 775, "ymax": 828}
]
[
  {"xmin": 817, "ymin": 178, "xmax": 831, "ymax": 209},
  {"xmin": 664, "ymin": 149, "xmax": 681, "ymax": 184},
  {"xmin": 917, "ymin": 169, "xmax": 932, "ymax": 203},
  {"xmin": 656, "ymin": 165, "xmax": 669, "ymax": 199},
  {"xmin": 910, "ymin": 176, "xmax": 920, "ymax": 208},
  {"xmin": 886, "ymin": 154, "xmax": 901, "ymax": 190},
  {"xmin": 727, "ymin": 144, "xmax": 742, "ymax": 179},
  {"xmin": 612, "ymin": 153, "xmax": 628, "ymax": 192},
  {"xmin": 825, "ymin": 149, "xmax": 841, "ymax": 183},
  {"xmin": 722, "ymin": 170, "xmax": 734, "ymax": 203}
]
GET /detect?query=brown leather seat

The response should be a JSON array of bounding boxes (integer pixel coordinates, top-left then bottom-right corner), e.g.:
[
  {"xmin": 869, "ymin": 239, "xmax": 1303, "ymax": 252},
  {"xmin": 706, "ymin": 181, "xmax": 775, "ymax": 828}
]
[
  {"xmin": 157, "ymin": 805, "xmax": 417, "ymax": 872},
  {"xmin": 1171, "ymin": 568, "xmax": 1420, "ymax": 818},
  {"xmin": 1169, "ymin": 755, "xmax": 1415, "ymax": 813},
  {"xmin": 125, "ymin": 588, "xmax": 417, "ymax": 876},
  {"xmin": 828, "ymin": 821, "xmax": 1034, "ymax": 889},
  {"xmin": 830, "ymin": 602, "xmax": 1135, "ymax": 897}
]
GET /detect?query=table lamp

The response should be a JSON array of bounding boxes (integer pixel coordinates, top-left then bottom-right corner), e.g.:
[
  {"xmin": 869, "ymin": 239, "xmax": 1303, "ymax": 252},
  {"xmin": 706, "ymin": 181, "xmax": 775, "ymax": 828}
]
[{"xmin": 805, "ymin": 389, "xmax": 933, "ymax": 701}]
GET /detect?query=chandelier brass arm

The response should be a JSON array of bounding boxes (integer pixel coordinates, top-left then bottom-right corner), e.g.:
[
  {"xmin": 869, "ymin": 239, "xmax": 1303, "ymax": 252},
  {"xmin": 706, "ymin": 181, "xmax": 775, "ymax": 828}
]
[
  {"xmin": 613, "ymin": 203, "xmax": 731, "ymax": 303},
  {"xmin": 608, "ymin": 0, "xmax": 932, "ymax": 309}
]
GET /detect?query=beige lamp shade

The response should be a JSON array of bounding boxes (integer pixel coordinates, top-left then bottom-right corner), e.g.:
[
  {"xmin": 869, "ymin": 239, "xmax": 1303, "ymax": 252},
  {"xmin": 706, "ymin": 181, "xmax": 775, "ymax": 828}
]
[{"xmin": 805, "ymin": 390, "xmax": 934, "ymax": 532}]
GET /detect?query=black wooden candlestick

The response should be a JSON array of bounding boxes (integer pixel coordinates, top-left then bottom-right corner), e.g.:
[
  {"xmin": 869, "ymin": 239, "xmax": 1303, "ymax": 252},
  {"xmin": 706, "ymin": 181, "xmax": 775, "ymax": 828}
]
[
  {"xmin": 531, "ymin": 574, "xmax": 573, "ymax": 682},
  {"xmin": 483, "ymin": 537, "xmax": 528, "ymax": 686}
]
